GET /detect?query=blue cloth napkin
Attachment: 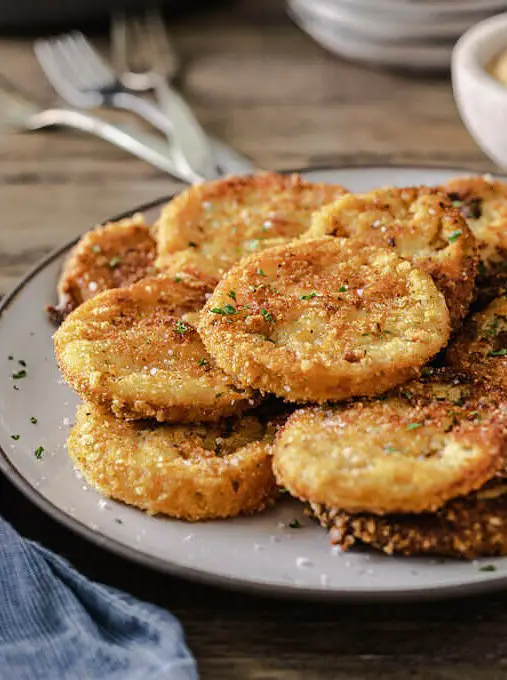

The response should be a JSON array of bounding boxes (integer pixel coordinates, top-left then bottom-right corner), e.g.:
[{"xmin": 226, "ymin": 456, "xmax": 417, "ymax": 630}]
[{"xmin": 0, "ymin": 516, "xmax": 198, "ymax": 680}]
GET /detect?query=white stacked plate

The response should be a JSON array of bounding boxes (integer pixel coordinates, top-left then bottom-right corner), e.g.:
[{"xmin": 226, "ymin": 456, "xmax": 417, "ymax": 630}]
[{"xmin": 288, "ymin": 0, "xmax": 507, "ymax": 71}]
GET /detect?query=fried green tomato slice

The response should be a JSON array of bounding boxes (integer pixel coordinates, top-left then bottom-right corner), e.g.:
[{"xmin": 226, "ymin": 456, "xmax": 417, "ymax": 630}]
[
  {"xmin": 54, "ymin": 275, "xmax": 256, "ymax": 422},
  {"xmin": 68, "ymin": 403, "xmax": 277, "ymax": 520},
  {"xmin": 154, "ymin": 172, "xmax": 348, "ymax": 278},
  {"xmin": 273, "ymin": 370, "xmax": 507, "ymax": 515},
  {"xmin": 48, "ymin": 214, "xmax": 157, "ymax": 324},
  {"xmin": 440, "ymin": 175, "xmax": 507, "ymax": 303},
  {"xmin": 198, "ymin": 237, "xmax": 450, "ymax": 403},
  {"xmin": 312, "ymin": 480, "xmax": 507, "ymax": 559},
  {"xmin": 307, "ymin": 186, "xmax": 477, "ymax": 328},
  {"xmin": 446, "ymin": 295, "xmax": 507, "ymax": 390}
]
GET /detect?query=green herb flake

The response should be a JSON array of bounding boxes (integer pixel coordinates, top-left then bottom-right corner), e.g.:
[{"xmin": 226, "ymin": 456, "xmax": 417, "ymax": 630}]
[
  {"xmin": 108, "ymin": 256, "xmax": 122, "ymax": 268},
  {"xmin": 224, "ymin": 304, "xmax": 237, "ymax": 315},
  {"xmin": 469, "ymin": 411, "xmax": 482, "ymax": 422},
  {"xmin": 488, "ymin": 349, "xmax": 507, "ymax": 357},
  {"xmin": 486, "ymin": 317, "xmax": 499, "ymax": 337},
  {"xmin": 338, "ymin": 285, "xmax": 348, "ymax": 292},
  {"xmin": 288, "ymin": 519, "xmax": 302, "ymax": 529},
  {"xmin": 406, "ymin": 422, "xmax": 422, "ymax": 431},
  {"xmin": 198, "ymin": 358, "xmax": 208, "ymax": 367},
  {"xmin": 34, "ymin": 446, "xmax": 44, "ymax": 459},
  {"xmin": 174, "ymin": 277, "xmax": 182, "ymax": 283},
  {"xmin": 18, "ymin": 359, "xmax": 26, "ymax": 367},
  {"xmin": 361, "ymin": 332, "xmax": 369, "ymax": 337},
  {"xmin": 261, "ymin": 308, "xmax": 274, "ymax": 323},
  {"xmin": 448, "ymin": 229, "xmax": 462, "ymax": 243},
  {"xmin": 215, "ymin": 392, "xmax": 224, "ymax": 399},
  {"xmin": 300, "ymin": 292, "xmax": 317, "ymax": 300},
  {"xmin": 10, "ymin": 434, "xmax": 20, "ymax": 441},
  {"xmin": 30, "ymin": 416, "xmax": 37, "ymax": 425},
  {"xmin": 91, "ymin": 244, "xmax": 102, "ymax": 253},
  {"xmin": 229, "ymin": 290, "xmax": 237, "ymax": 301},
  {"xmin": 12, "ymin": 370, "xmax": 27, "ymax": 380},
  {"xmin": 383, "ymin": 445, "xmax": 396, "ymax": 453},
  {"xmin": 257, "ymin": 268, "xmax": 267, "ymax": 277},
  {"xmin": 188, "ymin": 241, "xmax": 197, "ymax": 248},
  {"xmin": 210, "ymin": 307, "xmax": 226, "ymax": 315},
  {"xmin": 479, "ymin": 564, "xmax": 497, "ymax": 572},
  {"xmin": 175, "ymin": 321, "xmax": 188, "ymax": 335},
  {"xmin": 452, "ymin": 200, "xmax": 463, "ymax": 208}
]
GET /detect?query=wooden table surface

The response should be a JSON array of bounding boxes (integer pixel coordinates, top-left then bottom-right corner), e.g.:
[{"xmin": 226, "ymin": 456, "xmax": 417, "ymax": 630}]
[{"xmin": 1, "ymin": 1, "xmax": 506, "ymax": 678}]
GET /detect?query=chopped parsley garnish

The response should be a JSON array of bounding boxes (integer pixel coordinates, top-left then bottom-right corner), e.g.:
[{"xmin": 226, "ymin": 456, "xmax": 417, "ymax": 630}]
[
  {"xmin": 469, "ymin": 411, "xmax": 482, "ymax": 421},
  {"xmin": 108, "ymin": 256, "xmax": 122, "ymax": 268},
  {"xmin": 175, "ymin": 321, "xmax": 188, "ymax": 335},
  {"xmin": 30, "ymin": 416, "xmax": 37, "ymax": 425},
  {"xmin": 479, "ymin": 564, "xmax": 497, "ymax": 572},
  {"xmin": 257, "ymin": 268, "xmax": 267, "ymax": 277},
  {"xmin": 451, "ymin": 200, "xmax": 463, "ymax": 208},
  {"xmin": 261, "ymin": 309, "xmax": 274, "ymax": 323},
  {"xmin": 338, "ymin": 285, "xmax": 348, "ymax": 292},
  {"xmin": 198, "ymin": 358, "xmax": 208, "ymax": 367},
  {"xmin": 215, "ymin": 392, "xmax": 224, "ymax": 399},
  {"xmin": 229, "ymin": 290, "xmax": 237, "ymax": 301},
  {"xmin": 486, "ymin": 317, "xmax": 499, "ymax": 337},
  {"xmin": 91, "ymin": 244, "xmax": 101, "ymax": 253},
  {"xmin": 18, "ymin": 359, "xmax": 26, "ymax": 367},
  {"xmin": 383, "ymin": 445, "xmax": 396, "ymax": 453},
  {"xmin": 211, "ymin": 305, "xmax": 236, "ymax": 316},
  {"xmin": 34, "ymin": 446, "xmax": 44, "ymax": 459},
  {"xmin": 188, "ymin": 241, "xmax": 197, "ymax": 248},
  {"xmin": 488, "ymin": 349, "xmax": 507, "ymax": 357},
  {"xmin": 211, "ymin": 307, "xmax": 226, "ymax": 315},
  {"xmin": 224, "ymin": 304, "xmax": 237, "ymax": 315},
  {"xmin": 12, "ymin": 370, "xmax": 26, "ymax": 380},
  {"xmin": 174, "ymin": 277, "xmax": 182, "ymax": 283},
  {"xmin": 406, "ymin": 422, "xmax": 422, "ymax": 431},
  {"xmin": 300, "ymin": 292, "xmax": 317, "ymax": 300},
  {"xmin": 10, "ymin": 434, "xmax": 20, "ymax": 441},
  {"xmin": 448, "ymin": 229, "xmax": 462, "ymax": 243},
  {"xmin": 288, "ymin": 519, "xmax": 302, "ymax": 529}
]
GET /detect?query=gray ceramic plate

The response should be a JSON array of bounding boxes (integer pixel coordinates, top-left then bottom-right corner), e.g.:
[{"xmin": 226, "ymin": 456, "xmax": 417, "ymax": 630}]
[{"xmin": 1, "ymin": 165, "xmax": 506, "ymax": 601}]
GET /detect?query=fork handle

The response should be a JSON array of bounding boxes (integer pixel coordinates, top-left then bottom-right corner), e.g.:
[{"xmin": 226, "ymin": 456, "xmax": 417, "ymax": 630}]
[
  {"xmin": 27, "ymin": 107, "xmax": 194, "ymax": 181},
  {"xmin": 110, "ymin": 90, "xmax": 222, "ymax": 182}
]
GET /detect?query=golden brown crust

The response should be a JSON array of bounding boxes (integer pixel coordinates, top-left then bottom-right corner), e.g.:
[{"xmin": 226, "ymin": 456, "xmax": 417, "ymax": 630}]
[
  {"xmin": 54, "ymin": 274, "xmax": 257, "ymax": 422},
  {"xmin": 312, "ymin": 480, "xmax": 507, "ymax": 559},
  {"xmin": 198, "ymin": 237, "xmax": 450, "ymax": 403},
  {"xmin": 68, "ymin": 403, "xmax": 277, "ymax": 520},
  {"xmin": 273, "ymin": 370, "xmax": 507, "ymax": 514},
  {"xmin": 307, "ymin": 186, "xmax": 477, "ymax": 328},
  {"xmin": 48, "ymin": 215, "xmax": 157, "ymax": 324},
  {"xmin": 154, "ymin": 172, "xmax": 348, "ymax": 278},
  {"xmin": 440, "ymin": 175, "xmax": 507, "ymax": 304},
  {"xmin": 446, "ymin": 295, "xmax": 507, "ymax": 391}
]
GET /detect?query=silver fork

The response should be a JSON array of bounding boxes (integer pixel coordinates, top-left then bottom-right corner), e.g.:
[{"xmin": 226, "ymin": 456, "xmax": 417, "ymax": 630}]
[
  {"xmin": 33, "ymin": 30, "xmax": 218, "ymax": 184},
  {"xmin": 110, "ymin": 9, "xmax": 256, "ymax": 177}
]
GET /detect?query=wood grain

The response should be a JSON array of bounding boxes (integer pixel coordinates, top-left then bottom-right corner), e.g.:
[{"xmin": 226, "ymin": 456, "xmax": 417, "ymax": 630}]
[{"xmin": 0, "ymin": 1, "xmax": 504, "ymax": 678}]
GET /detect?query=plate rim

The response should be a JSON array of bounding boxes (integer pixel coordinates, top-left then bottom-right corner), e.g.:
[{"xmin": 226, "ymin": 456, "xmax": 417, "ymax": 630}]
[{"xmin": 2, "ymin": 162, "xmax": 506, "ymax": 602}]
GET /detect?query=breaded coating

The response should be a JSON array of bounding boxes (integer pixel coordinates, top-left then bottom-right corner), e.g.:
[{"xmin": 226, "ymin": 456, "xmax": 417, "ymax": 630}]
[
  {"xmin": 68, "ymin": 403, "xmax": 277, "ymax": 520},
  {"xmin": 48, "ymin": 214, "xmax": 156, "ymax": 324},
  {"xmin": 307, "ymin": 186, "xmax": 477, "ymax": 328},
  {"xmin": 154, "ymin": 172, "xmax": 348, "ymax": 278},
  {"xmin": 273, "ymin": 370, "xmax": 507, "ymax": 514},
  {"xmin": 446, "ymin": 295, "xmax": 507, "ymax": 391},
  {"xmin": 440, "ymin": 175, "xmax": 507, "ymax": 303},
  {"xmin": 198, "ymin": 237, "xmax": 450, "ymax": 403},
  {"xmin": 54, "ymin": 275, "xmax": 256, "ymax": 422},
  {"xmin": 312, "ymin": 480, "xmax": 507, "ymax": 559}
]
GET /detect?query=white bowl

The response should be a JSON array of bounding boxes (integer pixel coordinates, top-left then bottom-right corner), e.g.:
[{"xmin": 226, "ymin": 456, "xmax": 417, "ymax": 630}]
[
  {"xmin": 299, "ymin": 0, "xmax": 503, "ymax": 41},
  {"xmin": 452, "ymin": 12, "xmax": 507, "ymax": 169},
  {"xmin": 333, "ymin": 0, "xmax": 507, "ymax": 19},
  {"xmin": 289, "ymin": 2, "xmax": 453, "ymax": 71}
]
